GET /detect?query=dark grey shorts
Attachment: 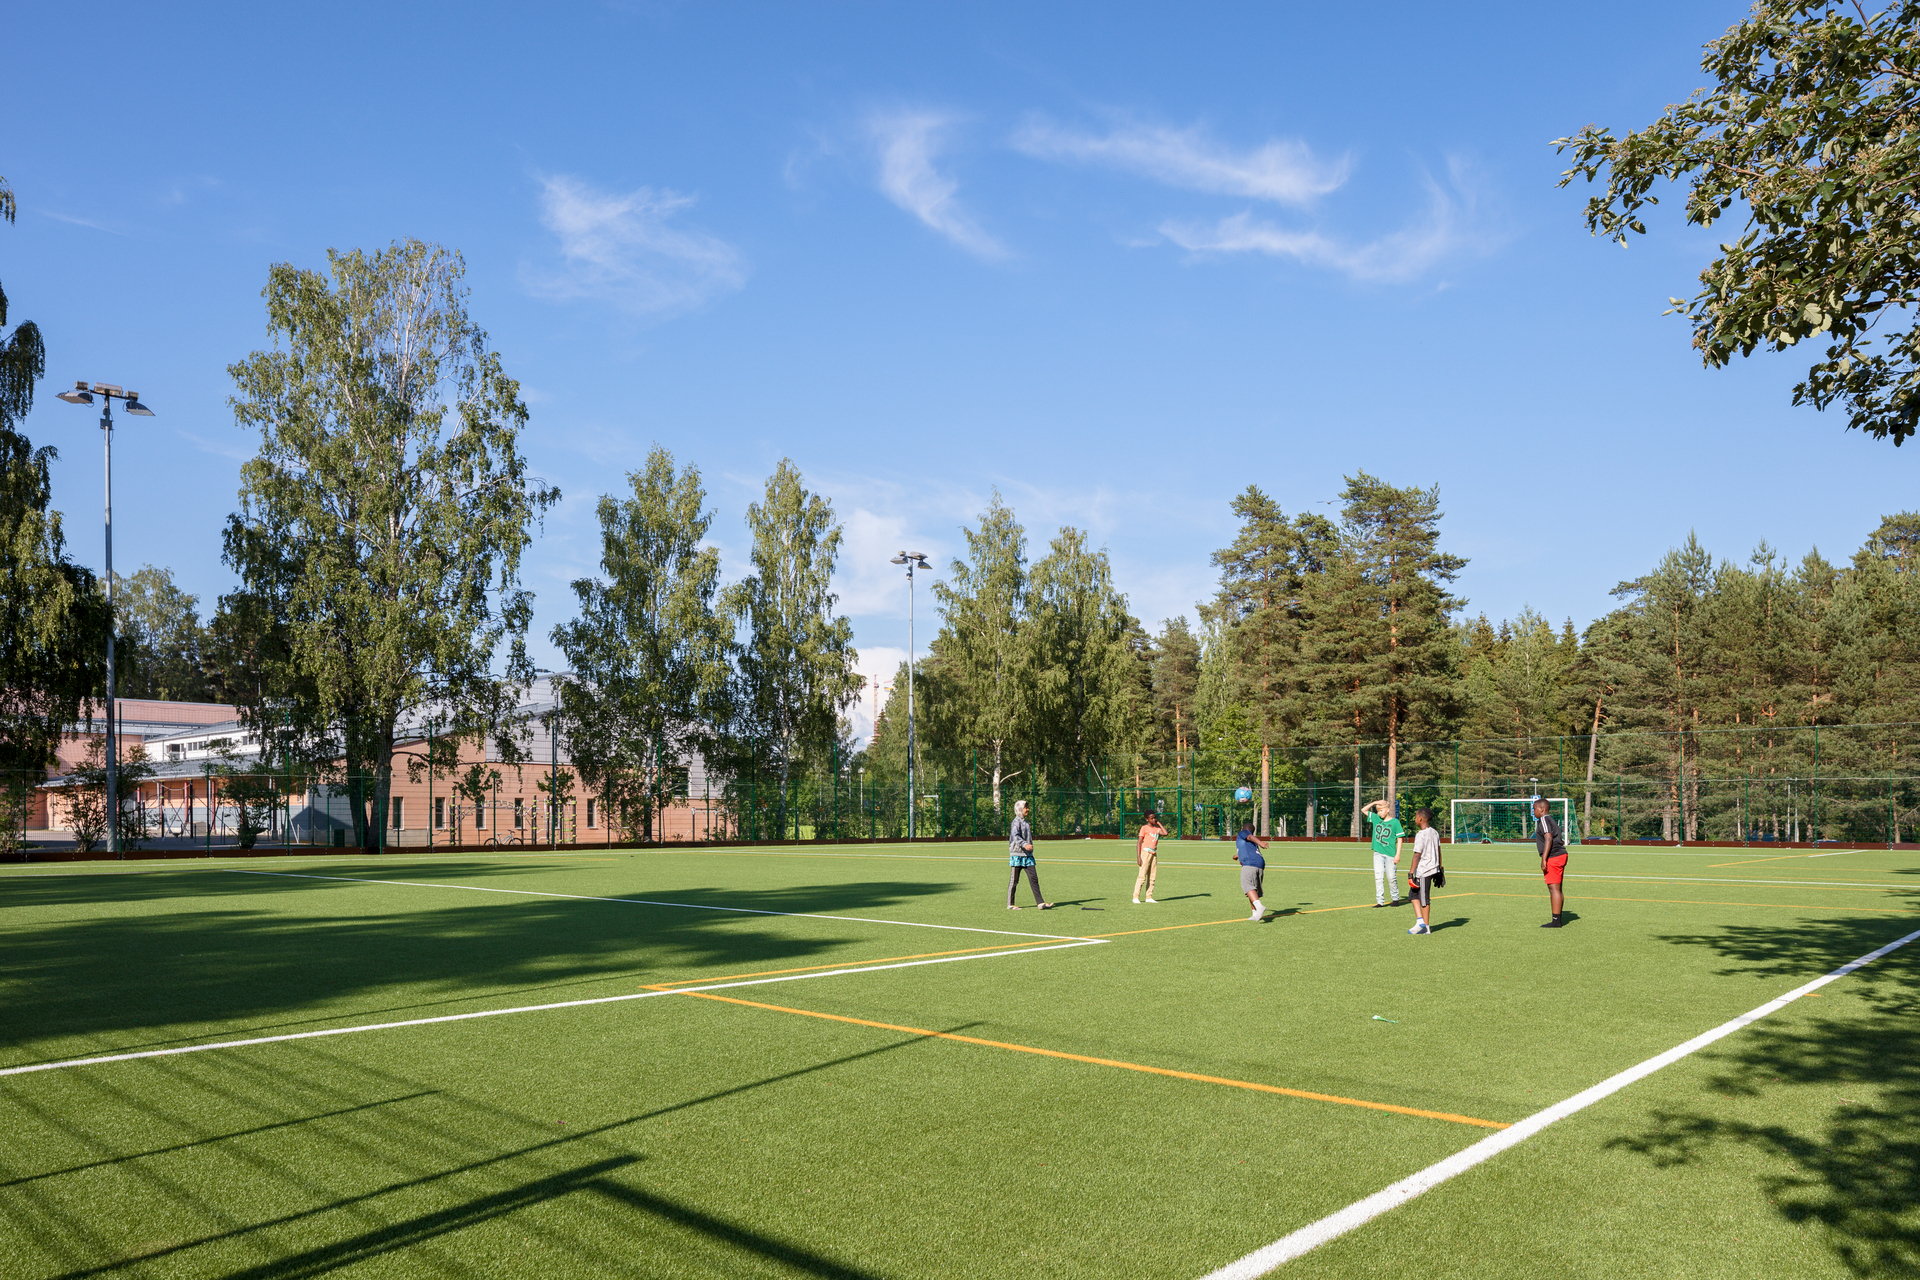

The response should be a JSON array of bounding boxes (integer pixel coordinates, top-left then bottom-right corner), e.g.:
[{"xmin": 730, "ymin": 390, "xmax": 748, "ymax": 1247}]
[
  {"xmin": 1239, "ymin": 865, "xmax": 1264, "ymax": 896},
  {"xmin": 1411, "ymin": 873, "xmax": 1436, "ymax": 907}
]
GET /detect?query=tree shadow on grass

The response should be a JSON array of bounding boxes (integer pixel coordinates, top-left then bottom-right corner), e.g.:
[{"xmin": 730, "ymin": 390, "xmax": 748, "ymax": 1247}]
[
  {"xmin": 1612, "ymin": 907, "xmax": 1920, "ymax": 1277},
  {"xmin": 0, "ymin": 875, "xmax": 961, "ymax": 1057},
  {"xmin": 21, "ymin": 1021, "xmax": 963, "ymax": 1280}
]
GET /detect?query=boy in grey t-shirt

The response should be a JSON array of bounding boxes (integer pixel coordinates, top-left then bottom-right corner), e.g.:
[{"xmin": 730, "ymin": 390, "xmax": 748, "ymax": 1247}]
[{"xmin": 1406, "ymin": 808, "xmax": 1442, "ymax": 936}]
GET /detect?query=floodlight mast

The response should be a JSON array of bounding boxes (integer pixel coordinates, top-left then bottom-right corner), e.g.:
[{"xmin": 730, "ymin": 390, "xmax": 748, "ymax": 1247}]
[
  {"xmin": 889, "ymin": 552, "xmax": 930, "ymax": 838},
  {"xmin": 54, "ymin": 383, "xmax": 154, "ymax": 859}
]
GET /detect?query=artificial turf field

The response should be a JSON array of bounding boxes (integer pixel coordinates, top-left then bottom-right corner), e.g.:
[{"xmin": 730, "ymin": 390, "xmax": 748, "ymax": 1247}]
[{"xmin": 1, "ymin": 840, "xmax": 1916, "ymax": 1279}]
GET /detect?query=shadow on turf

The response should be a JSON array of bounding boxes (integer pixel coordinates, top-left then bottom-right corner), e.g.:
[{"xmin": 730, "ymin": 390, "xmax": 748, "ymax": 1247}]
[
  {"xmin": 1612, "ymin": 909, "xmax": 1920, "ymax": 1277},
  {"xmin": 29, "ymin": 1026, "xmax": 954, "ymax": 1280},
  {"xmin": 0, "ymin": 872, "xmax": 962, "ymax": 1054},
  {"xmin": 28, "ymin": 1028, "xmax": 960, "ymax": 1280}
]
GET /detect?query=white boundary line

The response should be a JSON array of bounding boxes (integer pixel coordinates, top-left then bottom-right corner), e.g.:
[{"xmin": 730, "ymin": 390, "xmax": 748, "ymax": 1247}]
[
  {"xmin": 1199, "ymin": 923, "xmax": 1920, "ymax": 1278},
  {"xmin": 222, "ymin": 869, "xmax": 1081, "ymax": 941},
  {"xmin": 0, "ymin": 939, "xmax": 1104, "ymax": 1079}
]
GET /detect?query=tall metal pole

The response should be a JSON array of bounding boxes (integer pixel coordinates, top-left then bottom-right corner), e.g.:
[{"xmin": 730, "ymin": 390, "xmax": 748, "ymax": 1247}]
[
  {"xmin": 906, "ymin": 561, "xmax": 917, "ymax": 841},
  {"xmin": 103, "ymin": 398, "xmax": 119, "ymax": 859}
]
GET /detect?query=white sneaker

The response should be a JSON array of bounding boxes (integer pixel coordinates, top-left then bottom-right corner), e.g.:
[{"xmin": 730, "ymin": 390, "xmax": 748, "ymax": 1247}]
[
  {"xmin": 1144, "ymin": 896, "xmax": 1157, "ymax": 904},
  {"xmin": 1252, "ymin": 900, "xmax": 1265, "ymax": 914},
  {"xmin": 1407, "ymin": 923, "xmax": 1423, "ymax": 935},
  {"xmin": 1249, "ymin": 908, "xmax": 1263, "ymax": 921},
  {"xmin": 1132, "ymin": 897, "xmax": 1141, "ymax": 904}
]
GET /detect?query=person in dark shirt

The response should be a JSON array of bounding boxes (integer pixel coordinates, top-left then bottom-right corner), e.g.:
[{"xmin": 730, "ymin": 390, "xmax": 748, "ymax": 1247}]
[
  {"xmin": 1233, "ymin": 820, "xmax": 1267, "ymax": 921},
  {"xmin": 1534, "ymin": 796, "xmax": 1569, "ymax": 928}
]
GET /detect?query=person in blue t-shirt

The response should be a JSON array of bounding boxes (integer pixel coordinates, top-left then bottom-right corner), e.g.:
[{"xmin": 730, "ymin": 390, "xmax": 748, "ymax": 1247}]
[{"xmin": 1233, "ymin": 820, "xmax": 1268, "ymax": 921}]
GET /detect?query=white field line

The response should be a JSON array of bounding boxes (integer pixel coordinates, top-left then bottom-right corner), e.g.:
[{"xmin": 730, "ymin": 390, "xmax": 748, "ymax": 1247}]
[
  {"xmin": 1200, "ymin": 923, "xmax": 1920, "ymax": 1278},
  {"xmin": 0, "ymin": 939, "xmax": 1105, "ymax": 1079},
  {"xmin": 222, "ymin": 869, "xmax": 1081, "ymax": 941},
  {"xmin": 1255, "ymin": 864, "xmax": 1913, "ymax": 892}
]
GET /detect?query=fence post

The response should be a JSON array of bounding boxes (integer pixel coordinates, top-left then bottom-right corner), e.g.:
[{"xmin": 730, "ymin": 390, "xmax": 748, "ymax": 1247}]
[
  {"xmin": 1617, "ymin": 776, "xmax": 1623, "ymax": 842},
  {"xmin": 1813, "ymin": 725, "xmax": 1820, "ymax": 843}
]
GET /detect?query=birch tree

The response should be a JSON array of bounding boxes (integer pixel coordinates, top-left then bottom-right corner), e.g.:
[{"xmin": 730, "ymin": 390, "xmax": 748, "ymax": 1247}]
[
  {"xmin": 554, "ymin": 447, "xmax": 734, "ymax": 842},
  {"xmin": 0, "ymin": 174, "xmax": 107, "ymax": 778},
  {"xmin": 225, "ymin": 240, "xmax": 557, "ymax": 850},
  {"xmin": 724, "ymin": 459, "xmax": 861, "ymax": 833},
  {"xmin": 928, "ymin": 491, "xmax": 1032, "ymax": 811}
]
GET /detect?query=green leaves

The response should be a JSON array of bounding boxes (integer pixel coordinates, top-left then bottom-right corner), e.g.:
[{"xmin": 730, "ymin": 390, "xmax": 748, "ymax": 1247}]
[
  {"xmin": 1555, "ymin": 0, "xmax": 1920, "ymax": 441},
  {"xmin": 225, "ymin": 239, "xmax": 557, "ymax": 848},
  {"xmin": 553, "ymin": 447, "xmax": 733, "ymax": 840},
  {"xmin": 723, "ymin": 459, "xmax": 861, "ymax": 777}
]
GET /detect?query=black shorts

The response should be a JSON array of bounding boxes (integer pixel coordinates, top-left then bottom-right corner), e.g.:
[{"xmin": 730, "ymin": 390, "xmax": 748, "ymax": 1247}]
[{"xmin": 1410, "ymin": 873, "xmax": 1436, "ymax": 907}]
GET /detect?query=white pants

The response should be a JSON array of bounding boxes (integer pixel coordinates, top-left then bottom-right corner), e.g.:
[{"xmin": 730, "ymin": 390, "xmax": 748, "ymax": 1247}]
[{"xmin": 1373, "ymin": 853, "xmax": 1399, "ymax": 903}]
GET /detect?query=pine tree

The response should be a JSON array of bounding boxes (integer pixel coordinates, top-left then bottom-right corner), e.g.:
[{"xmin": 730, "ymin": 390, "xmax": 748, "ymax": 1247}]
[
  {"xmin": 1150, "ymin": 616, "xmax": 1202, "ymax": 754},
  {"xmin": 1297, "ymin": 473, "xmax": 1464, "ymax": 823}
]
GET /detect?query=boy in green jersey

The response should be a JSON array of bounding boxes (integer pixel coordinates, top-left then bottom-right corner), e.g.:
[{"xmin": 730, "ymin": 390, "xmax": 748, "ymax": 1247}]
[{"xmin": 1362, "ymin": 798, "xmax": 1405, "ymax": 907}]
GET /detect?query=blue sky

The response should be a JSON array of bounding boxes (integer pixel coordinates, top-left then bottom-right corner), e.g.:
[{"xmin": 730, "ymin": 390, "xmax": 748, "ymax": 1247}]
[{"xmin": 11, "ymin": 1, "xmax": 1914, "ymax": 743}]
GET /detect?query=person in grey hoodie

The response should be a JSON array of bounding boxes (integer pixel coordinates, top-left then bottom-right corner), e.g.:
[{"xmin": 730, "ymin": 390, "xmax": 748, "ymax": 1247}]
[{"xmin": 1007, "ymin": 799, "xmax": 1052, "ymax": 910}]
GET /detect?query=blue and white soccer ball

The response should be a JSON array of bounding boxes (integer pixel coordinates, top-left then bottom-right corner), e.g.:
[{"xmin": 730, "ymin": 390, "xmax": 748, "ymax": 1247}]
[{"xmin": 1234, "ymin": 786, "xmax": 1253, "ymax": 803}]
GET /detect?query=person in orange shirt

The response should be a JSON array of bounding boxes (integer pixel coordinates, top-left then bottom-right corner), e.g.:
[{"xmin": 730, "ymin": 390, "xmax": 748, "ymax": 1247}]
[{"xmin": 1133, "ymin": 811, "xmax": 1168, "ymax": 903}]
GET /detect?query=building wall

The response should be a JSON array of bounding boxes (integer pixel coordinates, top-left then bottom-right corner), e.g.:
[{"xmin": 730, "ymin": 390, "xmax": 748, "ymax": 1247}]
[{"xmin": 35, "ymin": 734, "xmax": 734, "ymax": 846}]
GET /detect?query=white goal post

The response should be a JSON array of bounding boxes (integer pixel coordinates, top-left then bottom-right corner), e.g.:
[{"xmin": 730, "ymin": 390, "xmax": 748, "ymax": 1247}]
[{"xmin": 1449, "ymin": 797, "xmax": 1572, "ymax": 845}]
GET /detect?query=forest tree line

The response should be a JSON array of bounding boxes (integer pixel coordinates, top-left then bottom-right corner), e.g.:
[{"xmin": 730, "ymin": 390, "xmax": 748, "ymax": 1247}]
[{"xmin": 872, "ymin": 478, "xmax": 1920, "ymax": 839}]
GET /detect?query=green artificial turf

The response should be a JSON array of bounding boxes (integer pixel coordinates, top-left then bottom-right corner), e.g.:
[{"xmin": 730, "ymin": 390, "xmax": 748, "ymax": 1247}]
[{"xmin": 0, "ymin": 839, "xmax": 1914, "ymax": 1278}]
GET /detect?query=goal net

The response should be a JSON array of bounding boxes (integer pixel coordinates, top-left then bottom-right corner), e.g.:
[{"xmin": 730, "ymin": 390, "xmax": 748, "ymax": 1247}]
[{"xmin": 1449, "ymin": 797, "xmax": 1572, "ymax": 845}]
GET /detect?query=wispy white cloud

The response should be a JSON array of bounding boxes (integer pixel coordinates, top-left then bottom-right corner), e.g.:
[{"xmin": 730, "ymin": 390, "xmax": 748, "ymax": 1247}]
[
  {"xmin": 867, "ymin": 111, "xmax": 1007, "ymax": 260},
  {"xmin": 1159, "ymin": 162, "xmax": 1486, "ymax": 284},
  {"xmin": 523, "ymin": 174, "xmax": 747, "ymax": 315},
  {"xmin": 1013, "ymin": 119, "xmax": 1348, "ymax": 206}
]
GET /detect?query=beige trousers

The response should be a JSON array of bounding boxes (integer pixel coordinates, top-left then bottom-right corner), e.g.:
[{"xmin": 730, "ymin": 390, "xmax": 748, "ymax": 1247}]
[{"xmin": 1133, "ymin": 852, "xmax": 1158, "ymax": 898}]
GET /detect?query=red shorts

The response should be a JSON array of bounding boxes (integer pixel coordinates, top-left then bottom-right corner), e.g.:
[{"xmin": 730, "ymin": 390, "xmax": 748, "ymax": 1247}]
[{"xmin": 1542, "ymin": 854, "xmax": 1568, "ymax": 885}]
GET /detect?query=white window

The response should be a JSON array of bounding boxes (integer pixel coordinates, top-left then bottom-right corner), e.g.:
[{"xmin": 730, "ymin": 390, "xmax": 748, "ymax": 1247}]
[
  {"xmin": 586, "ymin": 797, "xmax": 597, "ymax": 829},
  {"xmin": 434, "ymin": 797, "xmax": 446, "ymax": 829}
]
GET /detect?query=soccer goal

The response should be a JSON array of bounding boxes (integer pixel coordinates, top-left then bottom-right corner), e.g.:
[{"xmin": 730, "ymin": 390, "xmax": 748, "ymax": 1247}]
[{"xmin": 1449, "ymin": 797, "xmax": 1572, "ymax": 845}]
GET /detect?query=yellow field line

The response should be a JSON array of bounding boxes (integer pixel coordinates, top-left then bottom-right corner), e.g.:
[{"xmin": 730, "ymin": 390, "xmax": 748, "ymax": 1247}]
[
  {"xmin": 675, "ymin": 990, "xmax": 1509, "ymax": 1130},
  {"xmin": 1707, "ymin": 853, "xmax": 1824, "ymax": 868},
  {"xmin": 1088, "ymin": 916, "xmax": 1252, "ymax": 938},
  {"xmin": 643, "ymin": 938, "xmax": 1070, "ymax": 987},
  {"xmin": 1470, "ymin": 891, "xmax": 1912, "ymax": 913}
]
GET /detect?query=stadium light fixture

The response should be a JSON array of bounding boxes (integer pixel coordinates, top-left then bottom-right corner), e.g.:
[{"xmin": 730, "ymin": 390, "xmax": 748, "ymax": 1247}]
[
  {"xmin": 890, "ymin": 552, "xmax": 930, "ymax": 839},
  {"xmin": 58, "ymin": 381, "xmax": 153, "ymax": 859}
]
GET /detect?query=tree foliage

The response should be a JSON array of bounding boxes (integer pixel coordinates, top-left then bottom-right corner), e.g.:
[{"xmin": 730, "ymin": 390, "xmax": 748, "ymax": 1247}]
[
  {"xmin": 1556, "ymin": 0, "xmax": 1920, "ymax": 442},
  {"xmin": 225, "ymin": 239, "xmax": 557, "ymax": 849},
  {"xmin": 0, "ymin": 173, "xmax": 107, "ymax": 777},
  {"xmin": 926, "ymin": 491, "xmax": 1033, "ymax": 808},
  {"xmin": 554, "ymin": 447, "xmax": 733, "ymax": 842},
  {"xmin": 722, "ymin": 459, "xmax": 861, "ymax": 825}
]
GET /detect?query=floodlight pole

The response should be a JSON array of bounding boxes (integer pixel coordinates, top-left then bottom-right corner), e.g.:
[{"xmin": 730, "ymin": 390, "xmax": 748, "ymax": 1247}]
[
  {"xmin": 56, "ymin": 383, "xmax": 153, "ymax": 859},
  {"xmin": 890, "ymin": 552, "xmax": 929, "ymax": 839},
  {"xmin": 102, "ymin": 397, "xmax": 117, "ymax": 857}
]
